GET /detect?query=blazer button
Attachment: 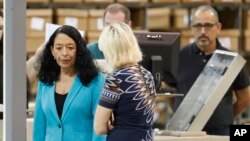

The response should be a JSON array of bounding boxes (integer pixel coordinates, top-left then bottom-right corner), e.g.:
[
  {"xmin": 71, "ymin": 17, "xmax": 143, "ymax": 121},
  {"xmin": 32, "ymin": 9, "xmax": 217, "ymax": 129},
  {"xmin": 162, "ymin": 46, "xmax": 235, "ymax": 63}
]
[{"xmin": 58, "ymin": 124, "xmax": 62, "ymax": 128}]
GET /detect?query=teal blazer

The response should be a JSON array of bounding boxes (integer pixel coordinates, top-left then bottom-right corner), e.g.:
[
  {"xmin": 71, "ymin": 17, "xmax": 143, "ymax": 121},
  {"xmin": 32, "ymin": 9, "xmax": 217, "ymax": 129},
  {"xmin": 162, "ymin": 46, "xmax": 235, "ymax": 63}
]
[
  {"xmin": 33, "ymin": 73, "xmax": 106, "ymax": 141},
  {"xmin": 87, "ymin": 42, "xmax": 104, "ymax": 59}
]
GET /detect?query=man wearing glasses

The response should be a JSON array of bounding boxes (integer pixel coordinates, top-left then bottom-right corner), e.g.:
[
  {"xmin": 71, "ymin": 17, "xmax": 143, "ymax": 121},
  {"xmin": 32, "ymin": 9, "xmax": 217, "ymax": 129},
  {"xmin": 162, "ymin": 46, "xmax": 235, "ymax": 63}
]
[{"xmin": 172, "ymin": 5, "xmax": 250, "ymax": 135}]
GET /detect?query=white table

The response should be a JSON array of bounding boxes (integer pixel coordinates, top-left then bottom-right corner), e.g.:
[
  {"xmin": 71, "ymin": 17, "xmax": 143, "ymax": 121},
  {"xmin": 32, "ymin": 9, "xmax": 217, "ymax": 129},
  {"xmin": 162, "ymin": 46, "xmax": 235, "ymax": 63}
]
[{"xmin": 154, "ymin": 135, "xmax": 229, "ymax": 141}]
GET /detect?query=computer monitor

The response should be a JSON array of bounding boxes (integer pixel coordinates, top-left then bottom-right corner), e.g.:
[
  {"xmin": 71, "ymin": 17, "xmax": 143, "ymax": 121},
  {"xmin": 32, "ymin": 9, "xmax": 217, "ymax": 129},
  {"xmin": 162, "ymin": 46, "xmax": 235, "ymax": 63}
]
[{"xmin": 134, "ymin": 31, "xmax": 180, "ymax": 91}]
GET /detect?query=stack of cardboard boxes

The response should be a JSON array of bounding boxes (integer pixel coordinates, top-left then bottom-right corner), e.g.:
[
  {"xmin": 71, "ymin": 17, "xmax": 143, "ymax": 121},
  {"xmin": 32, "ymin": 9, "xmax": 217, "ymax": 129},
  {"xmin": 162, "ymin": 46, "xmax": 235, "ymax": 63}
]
[
  {"xmin": 26, "ymin": 9, "xmax": 52, "ymax": 54},
  {"xmin": 53, "ymin": 0, "xmax": 82, "ymax": 3},
  {"xmin": 117, "ymin": 0, "xmax": 148, "ymax": 2},
  {"xmin": 147, "ymin": 8, "xmax": 189, "ymax": 31},
  {"xmin": 147, "ymin": 8, "xmax": 171, "ymax": 31},
  {"xmin": 213, "ymin": 0, "xmax": 242, "ymax": 3},
  {"xmin": 56, "ymin": 8, "xmax": 88, "ymax": 39},
  {"xmin": 27, "ymin": 0, "xmax": 49, "ymax": 3},
  {"xmin": 244, "ymin": 6, "xmax": 250, "ymax": 52},
  {"xmin": 87, "ymin": 9, "xmax": 105, "ymax": 43},
  {"xmin": 85, "ymin": 0, "xmax": 113, "ymax": 2},
  {"xmin": 24, "ymin": 0, "xmax": 249, "ymax": 53},
  {"xmin": 150, "ymin": 0, "xmax": 180, "ymax": 3},
  {"xmin": 182, "ymin": 0, "xmax": 211, "ymax": 3}
]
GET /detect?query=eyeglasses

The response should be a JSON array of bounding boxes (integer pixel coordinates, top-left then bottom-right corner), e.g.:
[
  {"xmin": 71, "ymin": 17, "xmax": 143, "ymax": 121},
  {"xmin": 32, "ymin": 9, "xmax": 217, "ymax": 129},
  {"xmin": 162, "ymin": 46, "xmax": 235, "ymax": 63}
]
[{"xmin": 191, "ymin": 23, "xmax": 217, "ymax": 31}]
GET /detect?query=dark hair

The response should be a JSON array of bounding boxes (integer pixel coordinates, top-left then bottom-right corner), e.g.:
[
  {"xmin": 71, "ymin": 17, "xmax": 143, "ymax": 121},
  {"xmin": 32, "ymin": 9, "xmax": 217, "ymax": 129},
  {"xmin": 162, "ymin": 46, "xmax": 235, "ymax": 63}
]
[
  {"xmin": 0, "ymin": 10, "xmax": 3, "ymax": 56},
  {"xmin": 38, "ymin": 25, "xmax": 98, "ymax": 86},
  {"xmin": 0, "ymin": 10, "xmax": 3, "ymax": 18},
  {"xmin": 103, "ymin": 3, "xmax": 131, "ymax": 24},
  {"xmin": 0, "ymin": 34, "xmax": 2, "ymax": 56}
]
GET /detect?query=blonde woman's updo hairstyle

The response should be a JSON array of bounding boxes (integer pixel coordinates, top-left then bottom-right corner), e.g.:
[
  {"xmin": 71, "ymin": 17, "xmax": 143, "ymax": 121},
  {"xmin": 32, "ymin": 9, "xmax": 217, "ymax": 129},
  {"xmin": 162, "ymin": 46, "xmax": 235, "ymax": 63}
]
[{"xmin": 98, "ymin": 23, "xmax": 142, "ymax": 70}]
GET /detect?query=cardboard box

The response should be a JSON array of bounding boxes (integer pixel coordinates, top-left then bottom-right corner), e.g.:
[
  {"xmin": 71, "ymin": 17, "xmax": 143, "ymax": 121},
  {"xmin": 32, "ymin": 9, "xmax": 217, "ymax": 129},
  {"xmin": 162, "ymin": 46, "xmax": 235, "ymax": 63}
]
[
  {"xmin": 88, "ymin": 9, "xmax": 105, "ymax": 31},
  {"xmin": 26, "ymin": 35, "xmax": 44, "ymax": 54},
  {"xmin": 151, "ymin": 0, "xmax": 180, "ymax": 3},
  {"xmin": 181, "ymin": 29, "xmax": 240, "ymax": 51},
  {"xmin": 219, "ymin": 29, "xmax": 240, "ymax": 51},
  {"xmin": 244, "ymin": 30, "xmax": 250, "ymax": 52},
  {"xmin": 84, "ymin": 0, "xmax": 114, "ymax": 3},
  {"xmin": 87, "ymin": 31, "xmax": 101, "ymax": 43},
  {"xmin": 56, "ymin": 9, "xmax": 88, "ymax": 31},
  {"xmin": 172, "ymin": 8, "xmax": 189, "ymax": 29},
  {"xmin": 180, "ymin": 30, "xmax": 193, "ymax": 48},
  {"xmin": 53, "ymin": 0, "xmax": 83, "ymax": 3},
  {"xmin": 147, "ymin": 8, "xmax": 171, "ymax": 30},
  {"xmin": 213, "ymin": 0, "xmax": 242, "ymax": 3},
  {"xmin": 26, "ymin": 9, "xmax": 52, "ymax": 53},
  {"xmin": 131, "ymin": 8, "xmax": 146, "ymax": 30},
  {"xmin": 27, "ymin": 0, "xmax": 49, "ymax": 3},
  {"xmin": 244, "ymin": 10, "xmax": 250, "ymax": 30},
  {"xmin": 26, "ymin": 9, "xmax": 53, "ymax": 37},
  {"xmin": 182, "ymin": 0, "xmax": 211, "ymax": 3},
  {"xmin": 117, "ymin": 0, "xmax": 148, "ymax": 3}
]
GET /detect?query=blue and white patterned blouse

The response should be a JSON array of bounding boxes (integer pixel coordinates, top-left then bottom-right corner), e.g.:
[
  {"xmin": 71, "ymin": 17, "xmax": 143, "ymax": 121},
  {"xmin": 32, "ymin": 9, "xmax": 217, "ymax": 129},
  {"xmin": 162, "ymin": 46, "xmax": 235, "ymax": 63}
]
[{"xmin": 98, "ymin": 65, "xmax": 156, "ymax": 141}]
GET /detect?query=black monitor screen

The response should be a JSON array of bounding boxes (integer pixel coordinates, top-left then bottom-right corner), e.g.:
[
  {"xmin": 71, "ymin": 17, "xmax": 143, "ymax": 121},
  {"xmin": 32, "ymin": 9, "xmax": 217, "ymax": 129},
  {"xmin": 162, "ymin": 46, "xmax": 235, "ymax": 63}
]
[{"xmin": 134, "ymin": 31, "xmax": 180, "ymax": 91}]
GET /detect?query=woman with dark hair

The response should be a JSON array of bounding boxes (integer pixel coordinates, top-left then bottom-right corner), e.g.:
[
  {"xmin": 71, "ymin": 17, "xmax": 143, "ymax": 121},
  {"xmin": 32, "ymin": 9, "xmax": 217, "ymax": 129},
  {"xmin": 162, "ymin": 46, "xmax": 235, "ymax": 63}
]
[{"xmin": 33, "ymin": 25, "xmax": 106, "ymax": 141}]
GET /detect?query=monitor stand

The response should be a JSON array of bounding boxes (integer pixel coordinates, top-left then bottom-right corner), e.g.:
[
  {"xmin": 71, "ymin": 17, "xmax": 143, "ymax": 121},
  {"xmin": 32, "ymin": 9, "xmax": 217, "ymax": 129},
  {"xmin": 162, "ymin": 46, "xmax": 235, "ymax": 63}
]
[
  {"xmin": 151, "ymin": 56, "xmax": 183, "ymax": 96},
  {"xmin": 166, "ymin": 50, "xmax": 246, "ymax": 131},
  {"xmin": 151, "ymin": 55, "xmax": 163, "ymax": 91}
]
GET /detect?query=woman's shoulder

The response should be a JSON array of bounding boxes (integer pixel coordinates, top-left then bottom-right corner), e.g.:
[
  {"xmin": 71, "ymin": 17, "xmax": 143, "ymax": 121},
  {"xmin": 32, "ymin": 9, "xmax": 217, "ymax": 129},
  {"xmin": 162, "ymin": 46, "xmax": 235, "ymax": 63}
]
[
  {"xmin": 89, "ymin": 72, "xmax": 106, "ymax": 84},
  {"xmin": 96, "ymin": 72, "xmax": 106, "ymax": 80},
  {"xmin": 37, "ymin": 80, "xmax": 54, "ymax": 88},
  {"xmin": 37, "ymin": 80, "xmax": 45, "ymax": 87}
]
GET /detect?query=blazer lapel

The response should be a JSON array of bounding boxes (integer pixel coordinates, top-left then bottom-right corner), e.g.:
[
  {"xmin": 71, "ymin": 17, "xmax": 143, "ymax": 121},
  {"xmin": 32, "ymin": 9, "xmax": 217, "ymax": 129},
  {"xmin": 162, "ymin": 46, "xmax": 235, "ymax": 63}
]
[
  {"xmin": 43, "ymin": 83, "xmax": 61, "ymax": 122},
  {"xmin": 61, "ymin": 76, "xmax": 82, "ymax": 121}
]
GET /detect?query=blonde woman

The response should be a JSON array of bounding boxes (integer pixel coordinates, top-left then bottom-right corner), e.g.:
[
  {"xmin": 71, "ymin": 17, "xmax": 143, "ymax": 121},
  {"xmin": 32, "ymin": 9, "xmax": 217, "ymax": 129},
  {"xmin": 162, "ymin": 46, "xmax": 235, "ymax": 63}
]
[{"xmin": 94, "ymin": 23, "xmax": 156, "ymax": 141}]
